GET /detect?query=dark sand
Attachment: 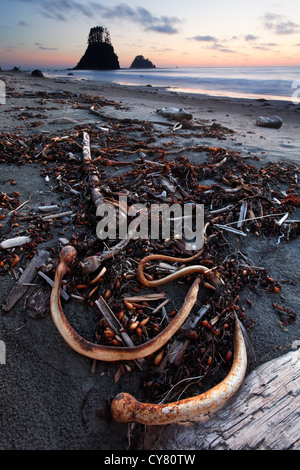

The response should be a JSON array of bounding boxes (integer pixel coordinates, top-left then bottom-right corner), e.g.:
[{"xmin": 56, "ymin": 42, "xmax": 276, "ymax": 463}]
[{"xmin": 0, "ymin": 70, "xmax": 299, "ymax": 450}]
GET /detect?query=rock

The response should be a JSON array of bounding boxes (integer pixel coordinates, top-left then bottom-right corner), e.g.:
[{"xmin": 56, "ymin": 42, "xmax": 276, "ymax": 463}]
[
  {"xmin": 181, "ymin": 119, "xmax": 194, "ymax": 129},
  {"xmin": 256, "ymin": 115, "xmax": 283, "ymax": 129},
  {"xmin": 130, "ymin": 55, "xmax": 156, "ymax": 69},
  {"xmin": 291, "ymin": 340, "xmax": 300, "ymax": 350},
  {"xmin": 74, "ymin": 26, "xmax": 120, "ymax": 70},
  {"xmin": 31, "ymin": 69, "xmax": 44, "ymax": 78},
  {"xmin": 156, "ymin": 107, "xmax": 193, "ymax": 122}
]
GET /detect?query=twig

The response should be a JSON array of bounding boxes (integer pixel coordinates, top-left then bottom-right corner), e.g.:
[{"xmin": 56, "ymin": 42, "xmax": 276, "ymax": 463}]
[
  {"xmin": 158, "ymin": 374, "xmax": 205, "ymax": 404},
  {"xmin": 225, "ymin": 212, "xmax": 289, "ymax": 226},
  {"xmin": 152, "ymin": 299, "xmax": 170, "ymax": 315},
  {"xmin": 238, "ymin": 264, "xmax": 266, "ymax": 271},
  {"xmin": 8, "ymin": 195, "xmax": 32, "ymax": 216},
  {"xmin": 123, "ymin": 293, "xmax": 167, "ymax": 302},
  {"xmin": 209, "ymin": 204, "xmax": 234, "ymax": 215},
  {"xmin": 214, "ymin": 224, "xmax": 247, "ymax": 237},
  {"xmin": 42, "ymin": 211, "xmax": 73, "ymax": 221}
]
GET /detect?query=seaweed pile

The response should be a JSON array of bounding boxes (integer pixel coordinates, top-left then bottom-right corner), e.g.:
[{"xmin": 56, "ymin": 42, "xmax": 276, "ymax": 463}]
[{"xmin": 0, "ymin": 112, "xmax": 299, "ymax": 411}]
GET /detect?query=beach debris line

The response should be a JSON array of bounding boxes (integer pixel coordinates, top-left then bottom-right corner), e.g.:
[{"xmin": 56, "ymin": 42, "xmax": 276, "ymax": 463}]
[{"xmin": 1, "ymin": 88, "xmax": 122, "ymax": 133}]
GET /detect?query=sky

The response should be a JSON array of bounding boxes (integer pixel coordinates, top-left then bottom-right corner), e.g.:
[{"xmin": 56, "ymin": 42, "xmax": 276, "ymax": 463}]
[{"xmin": 0, "ymin": 0, "xmax": 300, "ymax": 69}]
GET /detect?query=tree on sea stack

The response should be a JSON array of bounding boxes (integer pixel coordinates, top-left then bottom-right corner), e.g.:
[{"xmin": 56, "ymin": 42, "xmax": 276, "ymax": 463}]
[{"xmin": 74, "ymin": 26, "xmax": 120, "ymax": 70}]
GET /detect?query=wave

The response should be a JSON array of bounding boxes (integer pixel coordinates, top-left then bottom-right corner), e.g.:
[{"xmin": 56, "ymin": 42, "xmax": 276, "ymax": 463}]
[{"xmin": 46, "ymin": 66, "xmax": 300, "ymax": 101}]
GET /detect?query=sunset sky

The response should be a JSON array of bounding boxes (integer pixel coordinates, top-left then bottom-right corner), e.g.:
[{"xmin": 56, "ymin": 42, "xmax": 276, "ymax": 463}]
[{"xmin": 0, "ymin": 0, "xmax": 300, "ymax": 69}]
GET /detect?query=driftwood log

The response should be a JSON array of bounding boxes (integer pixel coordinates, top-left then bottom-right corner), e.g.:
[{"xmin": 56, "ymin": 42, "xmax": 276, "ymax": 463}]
[{"xmin": 141, "ymin": 349, "xmax": 300, "ymax": 450}]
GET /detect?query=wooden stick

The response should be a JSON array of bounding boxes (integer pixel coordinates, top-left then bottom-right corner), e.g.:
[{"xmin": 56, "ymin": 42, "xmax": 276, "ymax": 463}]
[
  {"xmin": 123, "ymin": 293, "xmax": 167, "ymax": 302},
  {"xmin": 38, "ymin": 205, "xmax": 60, "ymax": 212},
  {"xmin": 42, "ymin": 211, "xmax": 73, "ymax": 221}
]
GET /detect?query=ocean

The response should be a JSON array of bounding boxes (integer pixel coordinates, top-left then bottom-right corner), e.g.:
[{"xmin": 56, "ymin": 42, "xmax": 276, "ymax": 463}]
[{"xmin": 48, "ymin": 66, "xmax": 300, "ymax": 102}]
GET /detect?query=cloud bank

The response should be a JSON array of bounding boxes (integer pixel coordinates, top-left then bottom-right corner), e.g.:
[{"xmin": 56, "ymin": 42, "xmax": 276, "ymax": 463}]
[
  {"xmin": 263, "ymin": 12, "xmax": 300, "ymax": 35},
  {"xmin": 191, "ymin": 35, "xmax": 235, "ymax": 53},
  {"xmin": 35, "ymin": 42, "xmax": 58, "ymax": 50},
  {"xmin": 17, "ymin": 0, "xmax": 182, "ymax": 34}
]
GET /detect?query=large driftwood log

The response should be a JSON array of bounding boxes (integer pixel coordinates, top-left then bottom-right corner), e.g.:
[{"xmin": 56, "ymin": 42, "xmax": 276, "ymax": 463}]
[{"xmin": 141, "ymin": 349, "xmax": 300, "ymax": 450}]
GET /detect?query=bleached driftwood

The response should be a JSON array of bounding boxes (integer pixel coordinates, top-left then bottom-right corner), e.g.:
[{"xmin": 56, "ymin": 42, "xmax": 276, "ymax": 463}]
[
  {"xmin": 0, "ymin": 236, "xmax": 31, "ymax": 249},
  {"xmin": 82, "ymin": 131, "xmax": 107, "ymax": 210},
  {"xmin": 38, "ymin": 205, "xmax": 59, "ymax": 212},
  {"xmin": 141, "ymin": 349, "xmax": 300, "ymax": 450}
]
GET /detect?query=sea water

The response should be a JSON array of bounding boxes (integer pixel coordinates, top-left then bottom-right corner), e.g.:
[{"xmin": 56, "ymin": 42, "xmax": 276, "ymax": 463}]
[{"xmin": 48, "ymin": 66, "xmax": 300, "ymax": 102}]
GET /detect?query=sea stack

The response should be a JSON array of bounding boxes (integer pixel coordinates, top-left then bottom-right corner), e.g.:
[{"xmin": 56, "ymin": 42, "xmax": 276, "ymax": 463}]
[
  {"xmin": 130, "ymin": 55, "xmax": 156, "ymax": 69},
  {"xmin": 74, "ymin": 26, "xmax": 120, "ymax": 70}
]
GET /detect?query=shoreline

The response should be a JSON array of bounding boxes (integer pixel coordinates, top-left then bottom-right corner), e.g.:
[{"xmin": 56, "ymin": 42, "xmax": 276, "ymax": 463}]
[
  {"xmin": 6, "ymin": 64, "xmax": 299, "ymax": 103},
  {"xmin": 2, "ymin": 68, "xmax": 298, "ymax": 105},
  {"xmin": 1, "ymin": 69, "xmax": 300, "ymax": 163},
  {"xmin": 49, "ymin": 69, "xmax": 299, "ymax": 105}
]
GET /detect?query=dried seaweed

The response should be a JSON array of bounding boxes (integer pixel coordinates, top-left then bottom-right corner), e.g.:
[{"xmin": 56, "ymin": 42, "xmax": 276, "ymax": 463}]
[{"xmin": 1, "ymin": 103, "xmax": 299, "ymax": 404}]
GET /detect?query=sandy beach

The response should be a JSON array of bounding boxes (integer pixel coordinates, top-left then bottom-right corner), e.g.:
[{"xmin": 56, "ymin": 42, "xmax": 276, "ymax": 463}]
[{"xmin": 0, "ymin": 70, "xmax": 299, "ymax": 450}]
